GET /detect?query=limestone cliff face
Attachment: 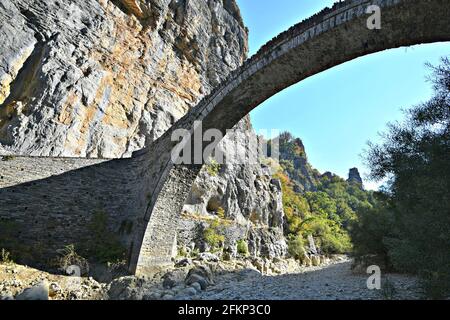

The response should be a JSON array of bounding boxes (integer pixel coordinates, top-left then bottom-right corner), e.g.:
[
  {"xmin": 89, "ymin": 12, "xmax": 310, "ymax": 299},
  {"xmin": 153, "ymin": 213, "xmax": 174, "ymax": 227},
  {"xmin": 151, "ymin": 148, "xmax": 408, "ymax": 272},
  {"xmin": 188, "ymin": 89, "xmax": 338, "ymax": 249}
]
[
  {"xmin": 179, "ymin": 118, "xmax": 287, "ymax": 259},
  {"xmin": 0, "ymin": 1, "xmax": 286, "ymax": 258},
  {"xmin": 183, "ymin": 119, "xmax": 284, "ymax": 228},
  {"xmin": 0, "ymin": 0, "xmax": 247, "ymax": 157}
]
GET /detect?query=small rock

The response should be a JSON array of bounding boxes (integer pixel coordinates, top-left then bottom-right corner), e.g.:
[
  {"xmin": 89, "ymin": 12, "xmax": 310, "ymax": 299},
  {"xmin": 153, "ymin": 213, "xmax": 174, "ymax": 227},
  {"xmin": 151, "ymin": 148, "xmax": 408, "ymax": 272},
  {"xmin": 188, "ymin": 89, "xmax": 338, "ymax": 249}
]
[
  {"xmin": 175, "ymin": 258, "xmax": 192, "ymax": 268},
  {"xmin": 198, "ymin": 252, "xmax": 219, "ymax": 262},
  {"xmin": 182, "ymin": 287, "xmax": 197, "ymax": 296},
  {"xmin": 0, "ymin": 293, "xmax": 14, "ymax": 300},
  {"xmin": 162, "ymin": 294, "xmax": 174, "ymax": 300},
  {"xmin": 190, "ymin": 282, "xmax": 202, "ymax": 292},
  {"xmin": 49, "ymin": 282, "xmax": 62, "ymax": 297}
]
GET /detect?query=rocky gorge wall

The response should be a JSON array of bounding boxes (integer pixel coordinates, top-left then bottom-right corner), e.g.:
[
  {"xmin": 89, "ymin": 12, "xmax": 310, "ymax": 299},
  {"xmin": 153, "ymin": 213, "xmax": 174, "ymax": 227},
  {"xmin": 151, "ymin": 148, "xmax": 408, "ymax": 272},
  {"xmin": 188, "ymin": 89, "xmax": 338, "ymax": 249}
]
[
  {"xmin": 0, "ymin": 0, "xmax": 248, "ymax": 157},
  {"xmin": 0, "ymin": 0, "xmax": 287, "ymax": 271}
]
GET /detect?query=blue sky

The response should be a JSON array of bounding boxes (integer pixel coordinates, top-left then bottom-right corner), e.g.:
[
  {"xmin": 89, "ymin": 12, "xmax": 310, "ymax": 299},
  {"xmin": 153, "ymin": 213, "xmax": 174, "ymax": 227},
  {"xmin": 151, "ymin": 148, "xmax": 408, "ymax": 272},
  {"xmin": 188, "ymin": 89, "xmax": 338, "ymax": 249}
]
[{"xmin": 236, "ymin": 0, "xmax": 450, "ymax": 190}]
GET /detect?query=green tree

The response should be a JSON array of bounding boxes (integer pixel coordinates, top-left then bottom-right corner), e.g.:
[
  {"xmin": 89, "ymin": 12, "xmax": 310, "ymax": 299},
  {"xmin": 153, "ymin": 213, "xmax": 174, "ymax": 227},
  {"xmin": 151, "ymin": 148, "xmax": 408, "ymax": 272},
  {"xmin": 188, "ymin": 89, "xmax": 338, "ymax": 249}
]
[{"xmin": 362, "ymin": 57, "xmax": 450, "ymax": 298}]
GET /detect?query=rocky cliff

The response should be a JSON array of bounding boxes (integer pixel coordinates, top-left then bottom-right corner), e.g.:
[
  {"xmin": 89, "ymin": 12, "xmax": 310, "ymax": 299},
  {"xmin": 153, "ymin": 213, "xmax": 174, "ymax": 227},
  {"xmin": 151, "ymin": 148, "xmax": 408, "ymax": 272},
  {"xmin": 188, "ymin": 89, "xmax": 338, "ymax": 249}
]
[
  {"xmin": 0, "ymin": 0, "xmax": 247, "ymax": 157},
  {"xmin": 347, "ymin": 167, "xmax": 364, "ymax": 188},
  {"xmin": 278, "ymin": 132, "xmax": 322, "ymax": 192},
  {"xmin": 179, "ymin": 118, "xmax": 287, "ymax": 260},
  {"xmin": 0, "ymin": 0, "xmax": 286, "ymax": 260}
]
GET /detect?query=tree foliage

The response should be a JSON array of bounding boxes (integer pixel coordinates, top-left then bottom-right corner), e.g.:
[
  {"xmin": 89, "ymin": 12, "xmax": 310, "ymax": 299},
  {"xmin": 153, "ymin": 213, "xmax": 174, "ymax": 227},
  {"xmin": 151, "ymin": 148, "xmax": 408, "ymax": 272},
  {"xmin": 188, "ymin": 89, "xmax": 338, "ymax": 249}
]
[{"xmin": 355, "ymin": 57, "xmax": 450, "ymax": 299}]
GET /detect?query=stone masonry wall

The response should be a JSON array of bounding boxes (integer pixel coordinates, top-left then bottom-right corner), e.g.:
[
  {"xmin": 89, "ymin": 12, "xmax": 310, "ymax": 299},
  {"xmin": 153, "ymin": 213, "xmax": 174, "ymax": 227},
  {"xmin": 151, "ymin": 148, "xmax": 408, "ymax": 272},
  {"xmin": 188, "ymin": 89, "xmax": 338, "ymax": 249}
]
[{"xmin": 0, "ymin": 154, "xmax": 147, "ymax": 269}]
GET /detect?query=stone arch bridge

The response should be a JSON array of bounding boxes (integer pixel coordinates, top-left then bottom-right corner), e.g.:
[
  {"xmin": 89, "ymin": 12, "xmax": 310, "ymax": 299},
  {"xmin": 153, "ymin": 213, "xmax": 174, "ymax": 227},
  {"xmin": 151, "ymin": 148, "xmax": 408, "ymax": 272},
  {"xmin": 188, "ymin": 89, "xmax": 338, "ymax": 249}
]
[{"xmin": 0, "ymin": 0, "xmax": 449, "ymax": 275}]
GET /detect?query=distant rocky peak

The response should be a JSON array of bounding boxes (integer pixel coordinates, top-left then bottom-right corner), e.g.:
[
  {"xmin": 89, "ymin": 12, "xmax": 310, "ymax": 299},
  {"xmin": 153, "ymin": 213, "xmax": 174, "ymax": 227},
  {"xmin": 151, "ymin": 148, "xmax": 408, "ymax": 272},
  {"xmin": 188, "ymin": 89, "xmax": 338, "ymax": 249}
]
[
  {"xmin": 279, "ymin": 132, "xmax": 307, "ymax": 159},
  {"xmin": 347, "ymin": 167, "xmax": 363, "ymax": 188}
]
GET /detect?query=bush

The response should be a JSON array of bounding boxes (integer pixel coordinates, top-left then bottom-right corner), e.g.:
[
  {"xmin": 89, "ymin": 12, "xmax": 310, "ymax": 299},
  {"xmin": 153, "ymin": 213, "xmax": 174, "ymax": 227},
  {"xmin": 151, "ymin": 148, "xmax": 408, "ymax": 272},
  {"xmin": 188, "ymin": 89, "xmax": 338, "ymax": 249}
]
[
  {"xmin": 301, "ymin": 215, "xmax": 352, "ymax": 254},
  {"xmin": 178, "ymin": 246, "xmax": 188, "ymax": 258},
  {"xmin": 275, "ymin": 168, "xmax": 355, "ymax": 255},
  {"xmin": 349, "ymin": 193, "xmax": 395, "ymax": 264},
  {"xmin": 287, "ymin": 234, "xmax": 306, "ymax": 260},
  {"xmin": 236, "ymin": 239, "xmax": 249, "ymax": 256},
  {"xmin": 205, "ymin": 159, "xmax": 221, "ymax": 176},
  {"xmin": 217, "ymin": 207, "xmax": 226, "ymax": 220},
  {"xmin": 0, "ymin": 248, "xmax": 13, "ymax": 264},
  {"xmin": 190, "ymin": 248, "xmax": 200, "ymax": 258},
  {"xmin": 203, "ymin": 220, "xmax": 225, "ymax": 251},
  {"xmin": 360, "ymin": 57, "xmax": 450, "ymax": 299},
  {"xmin": 55, "ymin": 244, "xmax": 89, "ymax": 276}
]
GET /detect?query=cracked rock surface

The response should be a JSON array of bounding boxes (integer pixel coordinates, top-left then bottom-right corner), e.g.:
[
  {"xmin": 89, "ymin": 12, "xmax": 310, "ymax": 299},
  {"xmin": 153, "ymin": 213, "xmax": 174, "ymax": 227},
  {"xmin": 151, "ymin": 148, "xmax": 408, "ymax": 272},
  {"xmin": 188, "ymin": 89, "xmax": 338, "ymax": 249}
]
[{"xmin": 0, "ymin": 0, "xmax": 248, "ymax": 157}]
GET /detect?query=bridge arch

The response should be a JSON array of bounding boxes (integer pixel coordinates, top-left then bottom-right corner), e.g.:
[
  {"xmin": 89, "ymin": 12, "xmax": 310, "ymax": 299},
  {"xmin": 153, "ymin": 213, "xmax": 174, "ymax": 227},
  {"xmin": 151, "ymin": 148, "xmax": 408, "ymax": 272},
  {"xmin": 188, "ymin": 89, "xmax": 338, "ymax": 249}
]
[{"xmin": 129, "ymin": 0, "xmax": 450, "ymax": 275}]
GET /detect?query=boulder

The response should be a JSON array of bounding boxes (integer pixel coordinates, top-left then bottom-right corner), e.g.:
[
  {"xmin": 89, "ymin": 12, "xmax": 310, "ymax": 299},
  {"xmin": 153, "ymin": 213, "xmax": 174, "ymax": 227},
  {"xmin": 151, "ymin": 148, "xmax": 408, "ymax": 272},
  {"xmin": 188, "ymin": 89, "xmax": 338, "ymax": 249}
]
[
  {"xmin": 302, "ymin": 253, "xmax": 312, "ymax": 267},
  {"xmin": 162, "ymin": 294, "xmax": 174, "ymax": 300},
  {"xmin": 185, "ymin": 274, "xmax": 209, "ymax": 290},
  {"xmin": 143, "ymin": 291, "xmax": 162, "ymax": 300},
  {"xmin": 15, "ymin": 281, "xmax": 49, "ymax": 300},
  {"xmin": 162, "ymin": 269, "xmax": 188, "ymax": 289},
  {"xmin": 107, "ymin": 276, "xmax": 146, "ymax": 300},
  {"xmin": 186, "ymin": 265, "xmax": 214, "ymax": 285},
  {"xmin": 252, "ymin": 257, "xmax": 266, "ymax": 273}
]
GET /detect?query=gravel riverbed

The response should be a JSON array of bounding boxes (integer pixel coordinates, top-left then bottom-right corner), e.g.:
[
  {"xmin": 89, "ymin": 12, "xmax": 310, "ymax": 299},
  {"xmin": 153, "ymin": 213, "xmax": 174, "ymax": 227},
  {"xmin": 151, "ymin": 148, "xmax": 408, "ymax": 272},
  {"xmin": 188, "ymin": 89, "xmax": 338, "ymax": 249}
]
[{"xmin": 196, "ymin": 259, "xmax": 422, "ymax": 300}]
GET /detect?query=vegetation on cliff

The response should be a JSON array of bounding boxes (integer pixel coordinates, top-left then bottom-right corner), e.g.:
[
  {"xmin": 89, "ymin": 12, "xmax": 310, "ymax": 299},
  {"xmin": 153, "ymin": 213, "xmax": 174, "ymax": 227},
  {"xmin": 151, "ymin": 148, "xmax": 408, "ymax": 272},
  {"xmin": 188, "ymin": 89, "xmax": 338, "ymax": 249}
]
[{"xmin": 269, "ymin": 133, "xmax": 377, "ymax": 257}]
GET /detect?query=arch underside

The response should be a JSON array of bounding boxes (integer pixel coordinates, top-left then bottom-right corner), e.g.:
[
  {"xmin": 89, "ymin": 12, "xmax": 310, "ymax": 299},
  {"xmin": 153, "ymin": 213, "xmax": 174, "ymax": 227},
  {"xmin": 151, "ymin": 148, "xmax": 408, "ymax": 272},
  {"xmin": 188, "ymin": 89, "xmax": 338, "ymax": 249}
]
[{"xmin": 130, "ymin": 0, "xmax": 450, "ymax": 275}]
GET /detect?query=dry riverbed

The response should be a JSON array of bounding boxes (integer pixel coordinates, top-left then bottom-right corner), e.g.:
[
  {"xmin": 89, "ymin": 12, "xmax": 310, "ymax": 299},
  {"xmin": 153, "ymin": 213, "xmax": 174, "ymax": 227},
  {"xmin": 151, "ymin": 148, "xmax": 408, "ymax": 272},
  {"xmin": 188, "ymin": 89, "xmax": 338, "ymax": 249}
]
[
  {"xmin": 196, "ymin": 258, "xmax": 422, "ymax": 300},
  {"xmin": 0, "ymin": 256, "xmax": 422, "ymax": 300}
]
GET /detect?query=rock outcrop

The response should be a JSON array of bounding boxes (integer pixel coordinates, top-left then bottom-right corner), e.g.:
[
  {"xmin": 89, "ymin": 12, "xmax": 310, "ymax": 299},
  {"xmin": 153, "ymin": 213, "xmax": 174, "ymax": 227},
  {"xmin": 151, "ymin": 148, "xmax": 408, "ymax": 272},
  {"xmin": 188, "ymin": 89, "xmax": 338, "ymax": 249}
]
[
  {"xmin": 177, "ymin": 118, "xmax": 287, "ymax": 259},
  {"xmin": 182, "ymin": 119, "xmax": 284, "ymax": 224},
  {"xmin": 278, "ymin": 132, "xmax": 321, "ymax": 192},
  {"xmin": 347, "ymin": 167, "xmax": 364, "ymax": 188}
]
